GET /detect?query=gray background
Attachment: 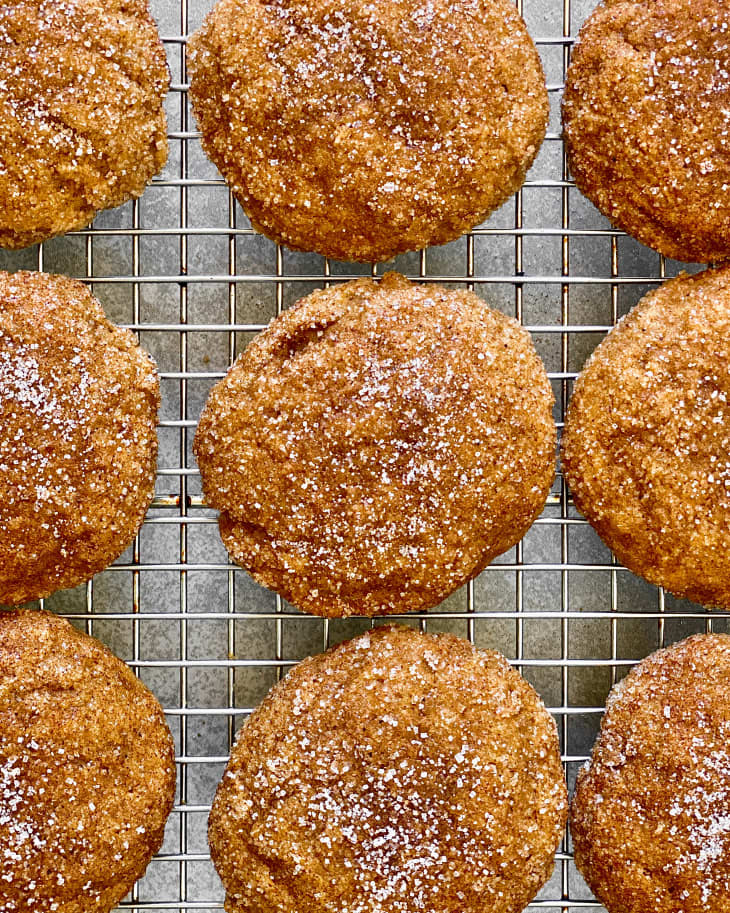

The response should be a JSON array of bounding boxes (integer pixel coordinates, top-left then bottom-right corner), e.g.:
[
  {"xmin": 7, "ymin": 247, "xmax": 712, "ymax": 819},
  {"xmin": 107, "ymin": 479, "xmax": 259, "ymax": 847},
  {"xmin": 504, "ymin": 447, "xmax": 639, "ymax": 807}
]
[{"xmin": 0, "ymin": 0, "xmax": 723, "ymax": 910}]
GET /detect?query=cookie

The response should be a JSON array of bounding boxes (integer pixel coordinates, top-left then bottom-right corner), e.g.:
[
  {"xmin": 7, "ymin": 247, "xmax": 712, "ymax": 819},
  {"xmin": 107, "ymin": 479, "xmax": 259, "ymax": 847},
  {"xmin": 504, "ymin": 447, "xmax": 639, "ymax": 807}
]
[
  {"xmin": 187, "ymin": 0, "xmax": 548, "ymax": 262},
  {"xmin": 209, "ymin": 624, "xmax": 567, "ymax": 913},
  {"xmin": 562, "ymin": 266, "xmax": 730, "ymax": 608},
  {"xmin": 0, "ymin": 0, "xmax": 169, "ymax": 250},
  {"xmin": 194, "ymin": 273, "xmax": 555, "ymax": 618},
  {"xmin": 562, "ymin": 0, "xmax": 730, "ymax": 263},
  {"xmin": 0, "ymin": 609, "xmax": 176, "ymax": 913},
  {"xmin": 0, "ymin": 271, "xmax": 160, "ymax": 606},
  {"xmin": 572, "ymin": 634, "xmax": 730, "ymax": 913}
]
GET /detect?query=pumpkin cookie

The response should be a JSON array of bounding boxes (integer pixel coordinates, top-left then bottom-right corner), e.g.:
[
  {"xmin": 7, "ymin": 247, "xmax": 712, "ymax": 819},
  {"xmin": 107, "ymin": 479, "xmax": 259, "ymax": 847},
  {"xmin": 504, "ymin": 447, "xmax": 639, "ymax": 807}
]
[
  {"xmin": 562, "ymin": 0, "xmax": 730, "ymax": 263},
  {"xmin": 572, "ymin": 634, "xmax": 730, "ymax": 913},
  {"xmin": 0, "ymin": 0, "xmax": 169, "ymax": 249},
  {"xmin": 194, "ymin": 273, "xmax": 555, "ymax": 617},
  {"xmin": 0, "ymin": 271, "xmax": 160, "ymax": 606},
  {"xmin": 209, "ymin": 624, "xmax": 567, "ymax": 913},
  {"xmin": 562, "ymin": 266, "xmax": 730, "ymax": 608},
  {"xmin": 187, "ymin": 0, "xmax": 548, "ymax": 262},
  {"xmin": 0, "ymin": 609, "xmax": 176, "ymax": 913}
]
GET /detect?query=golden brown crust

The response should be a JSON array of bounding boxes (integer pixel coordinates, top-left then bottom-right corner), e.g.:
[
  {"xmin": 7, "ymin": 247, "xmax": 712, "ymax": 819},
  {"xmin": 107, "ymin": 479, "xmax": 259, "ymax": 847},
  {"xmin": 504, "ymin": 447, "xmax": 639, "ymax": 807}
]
[
  {"xmin": 187, "ymin": 0, "xmax": 548, "ymax": 262},
  {"xmin": 0, "ymin": 609, "xmax": 176, "ymax": 913},
  {"xmin": 562, "ymin": 0, "xmax": 730, "ymax": 264},
  {"xmin": 194, "ymin": 273, "xmax": 555, "ymax": 618},
  {"xmin": 561, "ymin": 266, "xmax": 730, "ymax": 608},
  {"xmin": 0, "ymin": 0, "xmax": 169, "ymax": 250},
  {"xmin": 0, "ymin": 271, "xmax": 160, "ymax": 606},
  {"xmin": 571, "ymin": 634, "xmax": 730, "ymax": 913},
  {"xmin": 209, "ymin": 624, "xmax": 567, "ymax": 913}
]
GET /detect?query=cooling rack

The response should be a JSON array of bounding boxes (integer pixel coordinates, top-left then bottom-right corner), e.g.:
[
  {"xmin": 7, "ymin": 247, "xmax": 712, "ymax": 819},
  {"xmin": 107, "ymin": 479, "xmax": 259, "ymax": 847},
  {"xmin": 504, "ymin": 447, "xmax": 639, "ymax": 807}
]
[{"xmin": 0, "ymin": 0, "xmax": 725, "ymax": 910}]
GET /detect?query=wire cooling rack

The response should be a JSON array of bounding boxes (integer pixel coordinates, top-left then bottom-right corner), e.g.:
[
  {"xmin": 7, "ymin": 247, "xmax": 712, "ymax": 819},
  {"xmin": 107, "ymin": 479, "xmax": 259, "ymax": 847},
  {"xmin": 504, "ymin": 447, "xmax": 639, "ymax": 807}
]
[{"xmin": 0, "ymin": 0, "xmax": 726, "ymax": 910}]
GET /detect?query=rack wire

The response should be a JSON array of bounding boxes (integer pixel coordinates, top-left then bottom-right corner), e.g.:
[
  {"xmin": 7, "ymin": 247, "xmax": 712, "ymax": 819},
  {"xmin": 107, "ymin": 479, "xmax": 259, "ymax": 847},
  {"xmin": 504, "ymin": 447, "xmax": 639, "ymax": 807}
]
[{"xmin": 0, "ymin": 0, "xmax": 726, "ymax": 910}]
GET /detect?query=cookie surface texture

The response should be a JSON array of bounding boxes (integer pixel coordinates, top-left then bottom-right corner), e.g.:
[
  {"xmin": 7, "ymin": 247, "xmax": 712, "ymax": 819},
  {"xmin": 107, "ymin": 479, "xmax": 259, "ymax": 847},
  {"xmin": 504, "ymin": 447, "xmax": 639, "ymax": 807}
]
[
  {"xmin": 0, "ymin": 0, "xmax": 169, "ymax": 249},
  {"xmin": 562, "ymin": 0, "xmax": 730, "ymax": 263},
  {"xmin": 194, "ymin": 273, "xmax": 556, "ymax": 617},
  {"xmin": 187, "ymin": 0, "xmax": 548, "ymax": 262},
  {"xmin": 0, "ymin": 609, "xmax": 176, "ymax": 913},
  {"xmin": 0, "ymin": 271, "xmax": 160, "ymax": 606},
  {"xmin": 209, "ymin": 624, "xmax": 568, "ymax": 913},
  {"xmin": 572, "ymin": 634, "xmax": 730, "ymax": 913},
  {"xmin": 562, "ymin": 266, "xmax": 730, "ymax": 608}
]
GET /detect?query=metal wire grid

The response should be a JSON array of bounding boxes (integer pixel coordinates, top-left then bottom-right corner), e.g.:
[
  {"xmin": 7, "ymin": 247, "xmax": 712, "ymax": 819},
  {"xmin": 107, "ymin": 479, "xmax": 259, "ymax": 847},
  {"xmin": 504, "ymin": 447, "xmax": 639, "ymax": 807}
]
[{"xmin": 0, "ymin": 0, "xmax": 726, "ymax": 910}]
